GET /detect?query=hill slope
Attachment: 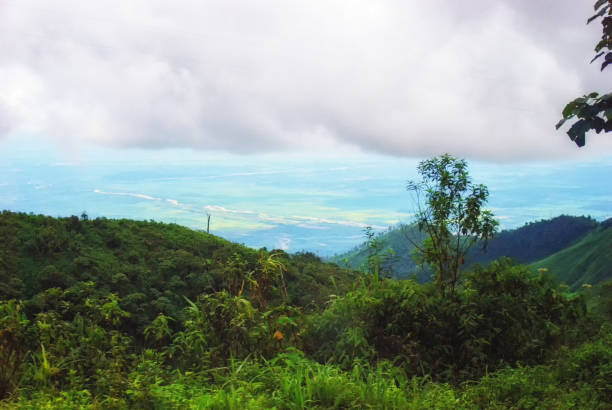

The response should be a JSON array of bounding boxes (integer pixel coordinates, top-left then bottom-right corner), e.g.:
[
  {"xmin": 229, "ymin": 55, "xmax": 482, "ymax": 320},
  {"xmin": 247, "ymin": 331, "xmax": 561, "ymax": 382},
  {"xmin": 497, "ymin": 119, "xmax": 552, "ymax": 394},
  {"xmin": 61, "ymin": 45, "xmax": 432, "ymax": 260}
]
[
  {"xmin": 467, "ymin": 215, "xmax": 599, "ymax": 265},
  {"xmin": 328, "ymin": 225, "xmax": 428, "ymax": 280},
  {"xmin": 0, "ymin": 211, "xmax": 359, "ymax": 329},
  {"xmin": 330, "ymin": 215, "xmax": 599, "ymax": 281},
  {"xmin": 1, "ymin": 212, "xmax": 610, "ymax": 409},
  {"xmin": 532, "ymin": 222, "xmax": 612, "ymax": 290}
]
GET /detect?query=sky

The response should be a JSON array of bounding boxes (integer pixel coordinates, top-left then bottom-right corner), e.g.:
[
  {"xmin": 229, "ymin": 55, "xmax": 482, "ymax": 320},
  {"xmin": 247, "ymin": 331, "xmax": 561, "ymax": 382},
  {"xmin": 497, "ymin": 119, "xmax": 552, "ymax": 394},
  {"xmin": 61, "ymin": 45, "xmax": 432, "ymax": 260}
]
[
  {"xmin": 1, "ymin": 1, "xmax": 611, "ymax": 255},
  {"xmin": 1, "ymin": 0, "xmax": 612, "ymax": 160}
]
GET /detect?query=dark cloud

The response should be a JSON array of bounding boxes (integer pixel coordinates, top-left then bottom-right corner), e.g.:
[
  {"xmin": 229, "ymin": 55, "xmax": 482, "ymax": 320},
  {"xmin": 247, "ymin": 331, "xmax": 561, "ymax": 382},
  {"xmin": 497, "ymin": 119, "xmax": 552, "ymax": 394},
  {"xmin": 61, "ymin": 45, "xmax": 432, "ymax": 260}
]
[{"xmin": 1, "ymin": 0, "xmax": 611, "ymax": 160}]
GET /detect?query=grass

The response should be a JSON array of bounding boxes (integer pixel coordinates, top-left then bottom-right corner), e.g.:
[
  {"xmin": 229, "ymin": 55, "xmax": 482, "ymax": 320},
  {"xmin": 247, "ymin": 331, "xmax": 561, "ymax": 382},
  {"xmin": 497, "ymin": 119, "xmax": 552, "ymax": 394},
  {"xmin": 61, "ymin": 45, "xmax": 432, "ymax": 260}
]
[
  {"xmin": 5, "ymin": 338, "xmax": 611, "ymax": 409},
  {"xmin": 532, "ymin": 226, "xmax": 612, "ymax": 289}
]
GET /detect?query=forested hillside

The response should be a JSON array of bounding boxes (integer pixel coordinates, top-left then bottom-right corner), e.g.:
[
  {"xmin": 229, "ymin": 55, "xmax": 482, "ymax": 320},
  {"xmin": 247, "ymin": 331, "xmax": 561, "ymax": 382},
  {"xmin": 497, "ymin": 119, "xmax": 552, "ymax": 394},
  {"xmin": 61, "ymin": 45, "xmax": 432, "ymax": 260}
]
[
  {"xmin": 331, "ymin": 215, "xmax": 600, "ymax": 285},
  {"xmin": 329, "ymin": 224, "xmax": 428, "ymax": 281},
  {"xmin": 1, "ymin": 210, "xmax": 612, "ymax": 408},
  {"xmin": 468, "ymin": 215, "xmax": 598, "ymax": 265},
  {"xmin": 0, "ymin": 211, "xmax": 359, "ymax": 320},
  {"xmin": 532, "ymin": 221, "xmax": 612, "ymax": 290}
]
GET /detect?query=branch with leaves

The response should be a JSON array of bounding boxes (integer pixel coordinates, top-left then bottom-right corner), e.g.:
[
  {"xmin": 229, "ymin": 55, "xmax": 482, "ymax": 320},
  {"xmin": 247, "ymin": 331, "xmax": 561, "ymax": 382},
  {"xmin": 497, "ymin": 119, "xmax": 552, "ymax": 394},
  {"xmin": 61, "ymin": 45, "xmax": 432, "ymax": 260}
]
[{"xmin": 557, "ymin": 0, "xmax": 612, "ymax": 146}]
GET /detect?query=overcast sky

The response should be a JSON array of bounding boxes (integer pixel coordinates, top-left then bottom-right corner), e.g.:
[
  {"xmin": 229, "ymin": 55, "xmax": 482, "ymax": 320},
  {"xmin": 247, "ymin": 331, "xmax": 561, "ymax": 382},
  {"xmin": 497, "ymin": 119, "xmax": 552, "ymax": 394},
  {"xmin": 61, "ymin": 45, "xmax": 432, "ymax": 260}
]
[{"xmin": 2, "ymin": 0, "xmax": 612, "ymax": 161}]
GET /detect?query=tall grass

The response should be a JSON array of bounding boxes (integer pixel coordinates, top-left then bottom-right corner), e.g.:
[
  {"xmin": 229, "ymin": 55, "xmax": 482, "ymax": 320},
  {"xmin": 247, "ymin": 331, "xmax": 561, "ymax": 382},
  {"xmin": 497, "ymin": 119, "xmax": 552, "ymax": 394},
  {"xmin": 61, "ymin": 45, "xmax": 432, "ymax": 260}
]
[{"xmin": 5, "ymin": 340, "xmax": 611, "ymax": 409}]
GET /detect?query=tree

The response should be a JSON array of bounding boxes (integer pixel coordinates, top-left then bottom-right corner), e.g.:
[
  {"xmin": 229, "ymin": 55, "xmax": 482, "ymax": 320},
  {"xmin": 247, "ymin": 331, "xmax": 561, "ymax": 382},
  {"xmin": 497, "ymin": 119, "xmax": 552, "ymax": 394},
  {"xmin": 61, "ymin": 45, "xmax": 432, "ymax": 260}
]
[
  {"xmin": 557, "ymin": 0, "xmax": 612, "ymax": 146},
  {"xmin": 407, "ymin": 154, "xmax": 498, "ymax": 297},
  {"xmin": 248, "ymin": 251, "xmax": 288, "ymax": 308},
  {"xmin": 362, "ymin": 226, "xmax": 397, "ymax": 279}
]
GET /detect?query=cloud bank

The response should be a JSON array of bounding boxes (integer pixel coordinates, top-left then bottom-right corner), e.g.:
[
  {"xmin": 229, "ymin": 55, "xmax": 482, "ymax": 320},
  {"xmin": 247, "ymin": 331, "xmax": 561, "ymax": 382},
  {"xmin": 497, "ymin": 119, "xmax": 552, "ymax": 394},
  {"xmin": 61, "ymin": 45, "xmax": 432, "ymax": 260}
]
[{"xmin": 1, "ymin": 0, "xmax": 611, "ymax": 160}]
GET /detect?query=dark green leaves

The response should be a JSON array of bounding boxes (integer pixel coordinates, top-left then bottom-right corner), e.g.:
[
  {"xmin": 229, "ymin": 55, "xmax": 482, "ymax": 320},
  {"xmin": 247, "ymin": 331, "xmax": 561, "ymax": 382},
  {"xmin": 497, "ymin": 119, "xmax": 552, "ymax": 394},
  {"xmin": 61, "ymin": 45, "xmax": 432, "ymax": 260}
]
[
  {"xmin": 595, "ymin": 0, "xmax": 609, "ymax": 11},
  {"xmin": 558, "ymin": 92, "xmax": 612, "ymax": 146},
  {"xmin": 588, "ymin": 4, "xmax": 609, "ymax": 24},
  {"xmin": 567, "ymin": 120, "xmax": 589, "ymax": 147},
  {"xmin": 558, "ymin": 0, "xmax": 612, "ymax": 145}
]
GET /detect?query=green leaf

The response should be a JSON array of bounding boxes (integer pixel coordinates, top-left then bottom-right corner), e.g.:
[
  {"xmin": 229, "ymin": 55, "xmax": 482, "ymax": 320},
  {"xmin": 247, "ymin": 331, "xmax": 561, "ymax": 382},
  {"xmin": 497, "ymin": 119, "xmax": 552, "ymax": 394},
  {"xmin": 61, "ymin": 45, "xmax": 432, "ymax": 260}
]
[
  {"xmin": 562, "ymin": 101, "xmax": 580, "ymax": 119},
  {"xmin": 588, "ymin": 5, "xmax": 609, "ymax": 24},
  {"xmin": 595, "ymin": 0, "xmax": 608, "ymax": 12},
  {"xmin": 567, "ymin": 119, "xmax": 590, "ymax": 147},
  {"xmin": 555, "ymin": 118, "xmax": 567, "ymax": 130},
  {"xmin": 594, "ymin": 38, "xmax": 610, "ymax": 52},
  {"xmin": 591, "ymin": 51, "xmax": 605, "ymax": 63},
  {"xmin": 183, "ymin": 296, "xmax": 198, "ymax": 310}
]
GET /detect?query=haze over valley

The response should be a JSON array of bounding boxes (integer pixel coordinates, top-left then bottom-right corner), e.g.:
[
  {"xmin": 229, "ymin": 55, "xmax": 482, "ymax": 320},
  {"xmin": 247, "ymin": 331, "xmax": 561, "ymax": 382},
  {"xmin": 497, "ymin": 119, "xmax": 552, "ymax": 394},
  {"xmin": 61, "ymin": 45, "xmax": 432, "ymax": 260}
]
[{"xmin": 2, "ymin": 136, "xmax": 611, "ymax": 255}]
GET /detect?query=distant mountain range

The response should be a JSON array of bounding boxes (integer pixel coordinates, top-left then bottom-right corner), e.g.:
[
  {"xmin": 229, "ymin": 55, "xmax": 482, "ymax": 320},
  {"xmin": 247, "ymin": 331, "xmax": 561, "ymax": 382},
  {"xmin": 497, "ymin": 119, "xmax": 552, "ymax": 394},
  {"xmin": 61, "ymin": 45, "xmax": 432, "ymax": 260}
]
[{"xmin": 329, "ymin": 215, "xmax": 611, "ymax": 288}]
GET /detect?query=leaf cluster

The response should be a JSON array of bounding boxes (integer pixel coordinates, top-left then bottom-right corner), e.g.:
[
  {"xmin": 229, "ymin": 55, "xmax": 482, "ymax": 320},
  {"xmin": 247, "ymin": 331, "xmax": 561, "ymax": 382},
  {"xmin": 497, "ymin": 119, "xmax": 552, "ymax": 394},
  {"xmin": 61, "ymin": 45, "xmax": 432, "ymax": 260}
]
[{"xmin": 557, "ymin": 0, "xmax": 612, "ymax": 146}]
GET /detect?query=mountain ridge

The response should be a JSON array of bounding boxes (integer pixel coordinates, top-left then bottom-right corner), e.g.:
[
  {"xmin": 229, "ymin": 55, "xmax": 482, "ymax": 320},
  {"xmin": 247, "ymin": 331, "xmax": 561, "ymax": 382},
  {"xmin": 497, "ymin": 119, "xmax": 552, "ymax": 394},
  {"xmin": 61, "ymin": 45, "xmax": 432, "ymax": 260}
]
[{"xmin": 329, "ymin": 215, "xmax": 604, "ymax": 285}]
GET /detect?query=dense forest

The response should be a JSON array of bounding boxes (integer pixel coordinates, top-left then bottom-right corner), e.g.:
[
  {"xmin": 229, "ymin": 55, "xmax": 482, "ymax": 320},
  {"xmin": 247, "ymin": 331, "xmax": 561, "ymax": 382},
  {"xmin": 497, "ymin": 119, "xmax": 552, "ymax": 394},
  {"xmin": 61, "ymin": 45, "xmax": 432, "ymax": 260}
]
[
  {"xmin": 1, "ymin": 209, "xmax": 611, "ymax": 408},
  {"xmin": 532, "ymin": 223, "xmax": 612, "ymax": 290}
]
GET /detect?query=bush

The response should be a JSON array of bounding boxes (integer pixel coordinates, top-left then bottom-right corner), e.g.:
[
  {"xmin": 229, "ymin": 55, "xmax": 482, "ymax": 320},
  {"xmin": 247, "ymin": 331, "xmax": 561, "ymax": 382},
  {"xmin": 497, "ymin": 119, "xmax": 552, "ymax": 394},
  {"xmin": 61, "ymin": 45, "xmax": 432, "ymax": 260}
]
[
  {"xmin": 557, "ymin": 325, "xmax": 612, "ymax": 402},
  {"xmin": 307, "ymin": 259, "xmax": 587, "ymax": 382}
]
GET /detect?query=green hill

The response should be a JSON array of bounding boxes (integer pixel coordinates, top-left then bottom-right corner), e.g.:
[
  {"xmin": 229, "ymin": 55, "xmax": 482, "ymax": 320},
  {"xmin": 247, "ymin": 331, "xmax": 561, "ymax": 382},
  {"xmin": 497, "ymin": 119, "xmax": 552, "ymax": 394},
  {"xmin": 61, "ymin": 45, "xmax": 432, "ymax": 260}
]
[
  {"xmin": 467, "ymin": 215, "xmax": 598, "ymax": 265},
  {"xmin": 328, "ymin": 224, "xmax": 428, "ymax": 281},
  {"xmin": 330, "ymin": 215, "xmax": 599, "ymax": 281},
  {"xmin": 532, "ymin": 221, "xmax": 612, "ymax": 290},
  {"xmin": 0, "ymin": 211, "xmax": 359, "ymax": 328}
]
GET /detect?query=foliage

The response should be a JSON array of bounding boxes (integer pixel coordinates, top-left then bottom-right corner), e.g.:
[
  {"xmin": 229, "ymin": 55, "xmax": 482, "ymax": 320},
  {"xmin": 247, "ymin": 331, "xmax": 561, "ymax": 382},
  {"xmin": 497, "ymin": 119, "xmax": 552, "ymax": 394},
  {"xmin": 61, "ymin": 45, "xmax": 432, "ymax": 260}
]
[
  {"xmin": 5, "ymin": 340, "xmax": 612, "ymax": 409},
  {"xmin": 0, "ymin": 300, "xmax": 30, "ymax": 398},
  {"xmin": 307, "ymin": 258, "xmax": 587, "ymax": 382},
  {"xmin": 557, "ymin": 0, "xmax": 612, "ymax": 146},
  {"xmin": 362, "ymin": 226, "xmax": 398, "ymax": 279},
  {"xmin": 330, "ymin": 224, "xmax": 429, "ymax": 281},
  {"xmin": 532, "ymin": 223, "xmax": 612, "ymax": 289},
  {"xmin": 407, "ymin": 154, "xmax": 498, "ymax": 296},
  {"xmin": 0, "ymin": 211, "xmax": 610, "ymax": 408},
  {"xmin": 0, "ymin": 211, "xmax": 358, "ymax": 402},
  {"xmin": 332, "ymin": 215, "xmax": 599, "ymax": 282},
  {"xmin": 249, "ymin": 251, "xmax": 289, "ymax": 309},
  {"xmin": 0, "ymin": 210, "xmax": 357, "ymax": 324}
]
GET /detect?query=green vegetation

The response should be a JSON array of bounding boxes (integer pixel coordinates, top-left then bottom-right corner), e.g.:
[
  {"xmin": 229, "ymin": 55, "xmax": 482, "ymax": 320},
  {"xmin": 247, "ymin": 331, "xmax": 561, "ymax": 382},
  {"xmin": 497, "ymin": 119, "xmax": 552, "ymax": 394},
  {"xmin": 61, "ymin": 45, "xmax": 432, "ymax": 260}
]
[
  {"xmin": 331, "ymin": 224, "xmax": 428, "ymax": 281},
  {"xmin": 332, "ymin": 215, "xmax": 601, "ymax": 284},
  {"xmin": 532, "ymin": 222, "xmax": 612, "ymax": 290},
  {"xmin": 472, "ymin": 215, "xmax": 598, "ymax": 265},
  {"xmin": 406, "ymin": 154, "xmax": 498, "ymax": 297},
  {"xmin": 0, "ymin": 208, "xmax": 611, "ymax": 408},
  {"xmin": 557, "ymin": 0, "xmax": 612, "ymax": 146}
]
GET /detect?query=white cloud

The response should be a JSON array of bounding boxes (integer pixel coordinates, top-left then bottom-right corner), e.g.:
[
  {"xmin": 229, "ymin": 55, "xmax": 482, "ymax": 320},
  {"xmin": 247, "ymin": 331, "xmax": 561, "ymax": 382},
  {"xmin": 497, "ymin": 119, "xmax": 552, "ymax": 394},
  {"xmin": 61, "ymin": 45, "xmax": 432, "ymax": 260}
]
[
  {"xmin": 1, "ymin": 0, "xmax": 611, "ymax": 160},
  {"xmin": 204, "ymin": 205, "xmax": 255, "ymax": 215},
  {"xmin": 278, "ymin": 236, "xmax": 291, "ymax": 251},
  {"xmin": 94, "ymin": 189, "xmax": 160, "ymax": 201}
]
